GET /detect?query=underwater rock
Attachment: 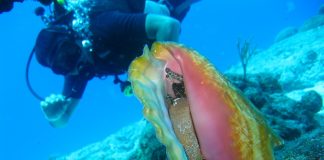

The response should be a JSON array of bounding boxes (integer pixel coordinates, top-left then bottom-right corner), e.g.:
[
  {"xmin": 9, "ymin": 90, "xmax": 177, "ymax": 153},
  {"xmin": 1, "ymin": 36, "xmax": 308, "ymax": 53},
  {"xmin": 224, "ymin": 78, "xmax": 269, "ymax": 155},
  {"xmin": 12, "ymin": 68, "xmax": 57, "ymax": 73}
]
[
  {"xmin": 297, "ymin": 50, "xmax": 318, "ymax": 71},
  {"xmin": 227, "ymin": 24, "xmax": 324, "ymax": 91},
  {"xmin": 319, "ymin": 4, "xmax": 324, "ymax": 15},
  {"xmin": 259, "ymin": 92, "xmax": 321, "ymax": 140},
  {"xmin": 225, "ymin": 73, "xmax": 279, "ymax": 109},
  {"xmin": 274, "ymin": 26, "xmax": 298, "ymax": 42},
  {"xmin": 275, "ymin": 121, "xmax": 302, "ymax": 141},
  {"xmin": 299, "ymin": 91, "xmax": 322, "ymax": 117},
  {"xmin": 242, "ymin": 86, "xmax": 268, "ymax": 109},
  {"xmin": 55, "ymin": 119, "xmax": 166, "ymax": 160},
  {"xmin": 226, "ymin": 69, "xmax": 322, "ymax": 141},
  {"xmin": 226, "ymin": 18, "xmax": 324, "ymax": 159},
  {"xmin": 299, "ymin": 15, "xmax": 324, "ymax": 32},
  {"xmin": 275, "ymin": 128, "xmax": 324, "ymax": 160},
  {"xmin": 227, "ymin": 73, "xmax": 322, "ymax": 141},
  {"xmin": 258, "ymin": 73, "xmax": 282, "ymax": 93}
]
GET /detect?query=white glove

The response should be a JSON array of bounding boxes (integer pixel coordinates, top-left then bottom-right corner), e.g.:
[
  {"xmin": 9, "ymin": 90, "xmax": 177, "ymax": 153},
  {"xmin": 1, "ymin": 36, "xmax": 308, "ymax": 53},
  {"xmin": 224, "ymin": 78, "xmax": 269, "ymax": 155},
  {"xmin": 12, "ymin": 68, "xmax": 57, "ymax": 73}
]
[{"xmin": 40, "ymin": 94, "xmax": 70, "ymax": 121}]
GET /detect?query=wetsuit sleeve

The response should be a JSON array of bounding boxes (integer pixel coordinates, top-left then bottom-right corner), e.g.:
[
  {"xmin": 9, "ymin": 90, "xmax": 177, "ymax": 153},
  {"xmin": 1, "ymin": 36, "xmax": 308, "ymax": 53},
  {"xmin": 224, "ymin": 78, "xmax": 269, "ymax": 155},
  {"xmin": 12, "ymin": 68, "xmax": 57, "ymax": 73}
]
[
  {"xmin": 128, "ymin": 0, "xmax": 146, "ymax": 12},
  {"xmin": 62, "ymin": 75, "xmax": 88, "ymax": 99}
]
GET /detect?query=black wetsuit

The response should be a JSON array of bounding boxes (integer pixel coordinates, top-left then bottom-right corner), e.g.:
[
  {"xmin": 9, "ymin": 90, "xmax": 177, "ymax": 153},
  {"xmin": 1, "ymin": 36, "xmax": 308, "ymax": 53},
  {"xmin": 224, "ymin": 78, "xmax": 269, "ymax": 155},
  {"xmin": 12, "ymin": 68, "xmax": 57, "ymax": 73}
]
[{"xmin": 63, "ymin": 0, "xmax": 148, "ymax": 99}]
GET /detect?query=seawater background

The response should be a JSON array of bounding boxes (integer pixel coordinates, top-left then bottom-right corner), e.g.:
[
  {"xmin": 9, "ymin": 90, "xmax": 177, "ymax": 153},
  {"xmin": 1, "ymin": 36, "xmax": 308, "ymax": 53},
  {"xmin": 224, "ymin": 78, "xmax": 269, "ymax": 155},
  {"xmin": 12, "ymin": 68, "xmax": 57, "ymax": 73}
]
[{"xmin": 0, "ymin": 0, "xmax": 322, "ymax": 159}]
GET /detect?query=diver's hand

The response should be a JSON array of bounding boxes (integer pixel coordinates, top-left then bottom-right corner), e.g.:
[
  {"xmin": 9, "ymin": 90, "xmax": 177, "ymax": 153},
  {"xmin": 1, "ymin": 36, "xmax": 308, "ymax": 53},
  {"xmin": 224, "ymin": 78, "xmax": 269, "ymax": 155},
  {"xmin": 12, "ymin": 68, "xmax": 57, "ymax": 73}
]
[
  {"xmin": 40, "ymin": 94, "xmax": 71, "ymax": 122},
  {"xmin": 40, "ymin": 94, "xmax": 80, "ymax": 127}
]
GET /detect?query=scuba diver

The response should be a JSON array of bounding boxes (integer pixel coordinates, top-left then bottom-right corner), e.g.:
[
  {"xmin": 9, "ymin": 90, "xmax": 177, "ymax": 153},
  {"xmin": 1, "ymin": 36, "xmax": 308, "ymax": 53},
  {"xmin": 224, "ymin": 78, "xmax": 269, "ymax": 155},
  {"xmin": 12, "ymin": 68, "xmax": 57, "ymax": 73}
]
[{"xmin": 30, "ymin": 0, "xmax": 199, "ymax": 127}]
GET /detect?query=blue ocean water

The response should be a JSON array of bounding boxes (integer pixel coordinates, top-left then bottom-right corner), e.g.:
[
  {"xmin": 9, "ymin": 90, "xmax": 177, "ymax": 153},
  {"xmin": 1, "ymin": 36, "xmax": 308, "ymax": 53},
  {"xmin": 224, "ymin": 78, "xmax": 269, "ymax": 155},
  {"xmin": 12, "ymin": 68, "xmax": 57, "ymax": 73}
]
[{"xmin": 0, "ymin": 0, "xmax": 322, "ymax": 159}]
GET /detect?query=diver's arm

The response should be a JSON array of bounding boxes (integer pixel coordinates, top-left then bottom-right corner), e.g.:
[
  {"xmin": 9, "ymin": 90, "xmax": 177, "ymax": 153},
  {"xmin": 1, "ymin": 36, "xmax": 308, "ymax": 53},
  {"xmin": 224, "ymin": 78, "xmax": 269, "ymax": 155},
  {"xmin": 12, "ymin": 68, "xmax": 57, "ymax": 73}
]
[{"xmin": 40, "ymin": 75, "xmax": 87, "ymax": 128}]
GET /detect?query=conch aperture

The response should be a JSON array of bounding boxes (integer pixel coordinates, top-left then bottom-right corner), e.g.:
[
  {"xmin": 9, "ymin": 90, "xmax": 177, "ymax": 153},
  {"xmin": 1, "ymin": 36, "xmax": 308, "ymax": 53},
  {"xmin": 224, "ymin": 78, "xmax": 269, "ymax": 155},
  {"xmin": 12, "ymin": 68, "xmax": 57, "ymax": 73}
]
[{"xmin": 128, "ymin": 42, "xmax": 283, "ymax": 160}]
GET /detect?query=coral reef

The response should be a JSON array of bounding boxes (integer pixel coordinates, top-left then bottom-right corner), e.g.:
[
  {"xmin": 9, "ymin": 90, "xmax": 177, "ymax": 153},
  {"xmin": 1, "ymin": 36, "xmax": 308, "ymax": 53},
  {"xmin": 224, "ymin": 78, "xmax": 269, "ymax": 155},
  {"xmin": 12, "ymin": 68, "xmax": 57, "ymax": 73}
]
[{"xmin": 226, "ymin": 13, "xmax": 324, "ymax": 159}]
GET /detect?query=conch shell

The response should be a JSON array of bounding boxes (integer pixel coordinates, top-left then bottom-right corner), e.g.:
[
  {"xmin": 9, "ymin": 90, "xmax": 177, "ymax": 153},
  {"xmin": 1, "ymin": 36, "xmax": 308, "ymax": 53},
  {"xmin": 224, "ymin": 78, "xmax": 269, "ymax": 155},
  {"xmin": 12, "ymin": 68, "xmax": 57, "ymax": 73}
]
[{"xmin": 128, "ymin": 42, "xmax": 283, "ymax": 160}]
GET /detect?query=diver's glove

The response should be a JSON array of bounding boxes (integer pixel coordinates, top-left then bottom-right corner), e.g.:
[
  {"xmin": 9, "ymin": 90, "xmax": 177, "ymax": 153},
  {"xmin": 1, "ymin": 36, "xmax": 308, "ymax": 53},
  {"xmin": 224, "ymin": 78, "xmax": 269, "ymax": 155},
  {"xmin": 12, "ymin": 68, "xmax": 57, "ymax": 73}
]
[{"xmin": 40, "ymin": 94, "xmax": 70, "ymax": 122}]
